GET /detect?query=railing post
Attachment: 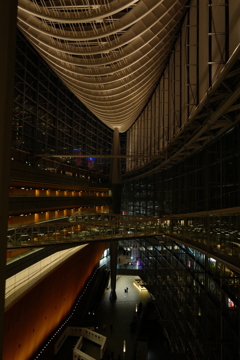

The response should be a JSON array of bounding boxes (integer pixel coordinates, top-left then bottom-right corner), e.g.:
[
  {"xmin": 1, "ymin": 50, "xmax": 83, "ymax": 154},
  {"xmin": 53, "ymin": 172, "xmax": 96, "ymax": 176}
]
[
  {"xmin": 184, "ymin": 218, "xmax": 188, "ymax": 239},
  {"xmin": 206, "ymin": 215, "xmax": 211, "ymax": 253}
]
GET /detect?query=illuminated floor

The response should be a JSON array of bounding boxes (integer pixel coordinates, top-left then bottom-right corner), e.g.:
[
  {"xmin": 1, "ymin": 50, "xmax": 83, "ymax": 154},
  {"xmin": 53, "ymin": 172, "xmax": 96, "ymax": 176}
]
[
  {"xmin": 95, "ymin": 275, "xmax": 169, "ymax": 360},
  {"xmin": 39, "ymin": 274, "xmax": 170, "ymax": 360}
]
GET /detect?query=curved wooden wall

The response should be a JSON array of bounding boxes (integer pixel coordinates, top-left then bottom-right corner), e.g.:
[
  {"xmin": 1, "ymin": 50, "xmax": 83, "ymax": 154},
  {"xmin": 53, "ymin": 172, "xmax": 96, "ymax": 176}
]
[{"xmin": 3, "ymin": 242, "xmax": 108, "ymax": 360}]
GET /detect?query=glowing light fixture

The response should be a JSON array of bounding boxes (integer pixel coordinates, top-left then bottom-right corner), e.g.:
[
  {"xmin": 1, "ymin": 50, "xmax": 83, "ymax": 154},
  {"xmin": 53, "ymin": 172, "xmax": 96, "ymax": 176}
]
[{"xmin": 123, "ymin": 340, "xmax": 126, "ymax": 353}]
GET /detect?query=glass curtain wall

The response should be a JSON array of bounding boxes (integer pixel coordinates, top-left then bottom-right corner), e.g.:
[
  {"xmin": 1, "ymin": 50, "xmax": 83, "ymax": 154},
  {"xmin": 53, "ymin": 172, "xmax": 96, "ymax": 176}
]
[
  {"xmin": 13, "ymin": 30, "xmax": 116, "ymax": 179},
  {"xmin": 138, "ymin": 236, "xmax": 239, "ymax": 360}
]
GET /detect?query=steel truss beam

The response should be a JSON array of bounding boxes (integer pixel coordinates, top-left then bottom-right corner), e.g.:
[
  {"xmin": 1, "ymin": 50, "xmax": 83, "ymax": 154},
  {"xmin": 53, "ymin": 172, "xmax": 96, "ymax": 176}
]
[{"xmin": 125, "ymin": 45, "xmax": 240, "ymax": 180}]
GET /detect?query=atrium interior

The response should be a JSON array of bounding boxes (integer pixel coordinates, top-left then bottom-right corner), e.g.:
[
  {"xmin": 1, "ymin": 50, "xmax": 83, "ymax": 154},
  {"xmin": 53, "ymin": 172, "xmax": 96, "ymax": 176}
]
[{"xmin": 1, "ymin": 1, "xmax": 240, "ymax": 360}]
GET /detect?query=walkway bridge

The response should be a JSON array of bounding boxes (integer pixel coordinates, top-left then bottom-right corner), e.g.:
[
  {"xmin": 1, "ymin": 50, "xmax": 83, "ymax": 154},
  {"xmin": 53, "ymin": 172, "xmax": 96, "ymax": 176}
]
[
  {"xmin": 7, "ymin": 209, "xmax": 240, "ymax": 273},
  {"xmin": 7, "ymin": 213, "xmax": 163, "ymax": 248}
]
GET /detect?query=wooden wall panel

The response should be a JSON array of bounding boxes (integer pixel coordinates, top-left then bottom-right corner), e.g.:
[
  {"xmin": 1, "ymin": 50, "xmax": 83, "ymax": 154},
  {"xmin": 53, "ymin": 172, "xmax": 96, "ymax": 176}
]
[{"xmin": 3, "ymin": 242, "xmax": 107, "ymax": 360}]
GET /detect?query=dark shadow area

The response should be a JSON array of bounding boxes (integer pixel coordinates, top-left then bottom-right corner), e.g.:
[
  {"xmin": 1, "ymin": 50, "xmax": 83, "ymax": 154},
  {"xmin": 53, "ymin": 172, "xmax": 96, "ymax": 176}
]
[{"xmin": 137, "ymin": 302, "xmax": 170, "ymax": 360}]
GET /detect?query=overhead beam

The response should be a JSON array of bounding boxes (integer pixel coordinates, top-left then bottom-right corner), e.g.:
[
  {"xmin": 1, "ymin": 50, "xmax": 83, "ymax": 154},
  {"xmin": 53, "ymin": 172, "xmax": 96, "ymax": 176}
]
[{"xmin": 37, "ymin": 154, "xmax": 166, "ymax": 159}]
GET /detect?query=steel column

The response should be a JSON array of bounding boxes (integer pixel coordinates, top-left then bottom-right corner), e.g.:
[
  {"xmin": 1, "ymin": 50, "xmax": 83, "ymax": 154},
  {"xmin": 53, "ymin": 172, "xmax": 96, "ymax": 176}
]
[
  {"xmin": 109, "ymin": 128, "xmax": 122, "ymax": 301},
  {"xmin": 0, "ymin": 0, "xmax": 18, "ymax": 358}
]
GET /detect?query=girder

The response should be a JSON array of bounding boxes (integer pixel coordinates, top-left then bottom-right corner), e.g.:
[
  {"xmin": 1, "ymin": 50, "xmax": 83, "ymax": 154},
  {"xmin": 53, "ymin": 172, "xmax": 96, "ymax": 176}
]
[
  {"xmin": 7, "ymin": 208, "xmax": 240, "ymax": 273},
  {"xmin": 125, "ymin": 46, "xmax": 240, "ymax": 180},
  {"xmin": 17, "ymin": 0, "xmax": 189, "ymax": 132}
]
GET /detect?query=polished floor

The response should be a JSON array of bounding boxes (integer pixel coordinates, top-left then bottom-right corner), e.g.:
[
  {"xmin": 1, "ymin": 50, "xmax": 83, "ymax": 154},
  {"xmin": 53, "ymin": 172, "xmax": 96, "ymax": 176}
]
[
  {"xmin": 52, "ymin": 274, "xmax": 169, "ymax": 360},
  {"xmin": 95, "ymin": 275, "xmax": 151, "ymax": 360}
]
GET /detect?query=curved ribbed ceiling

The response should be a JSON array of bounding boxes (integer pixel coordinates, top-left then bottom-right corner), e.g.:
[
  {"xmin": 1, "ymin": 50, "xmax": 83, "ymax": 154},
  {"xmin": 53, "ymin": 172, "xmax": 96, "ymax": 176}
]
[{"xmin": 17, "ymin": 0, "xmax": 188, "ymax": 132}]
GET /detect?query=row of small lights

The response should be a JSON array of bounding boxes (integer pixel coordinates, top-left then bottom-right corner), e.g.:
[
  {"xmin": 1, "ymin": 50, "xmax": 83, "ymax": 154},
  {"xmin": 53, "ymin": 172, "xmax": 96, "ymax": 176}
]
[
  {"xmin": 8, "ymin": 206, "xmax": 97, "ymax": 218},
  {"xmin": 33, "ymin": 266, "xmax": 99, "ymax": 359},
  {"xmin": 11, "ymin": 187, "xmax": 102, "ymax": 194}
]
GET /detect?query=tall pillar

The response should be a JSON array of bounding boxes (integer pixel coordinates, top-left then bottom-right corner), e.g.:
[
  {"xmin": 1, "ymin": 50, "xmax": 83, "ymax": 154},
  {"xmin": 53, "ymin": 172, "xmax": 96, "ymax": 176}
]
[
  {"xmin": 0, "ymin": 0, "xmax": 18, "ymax": 358},
  {"xmin": 109, "ymin": 128, "xmax": 122, "ymax": 301}
]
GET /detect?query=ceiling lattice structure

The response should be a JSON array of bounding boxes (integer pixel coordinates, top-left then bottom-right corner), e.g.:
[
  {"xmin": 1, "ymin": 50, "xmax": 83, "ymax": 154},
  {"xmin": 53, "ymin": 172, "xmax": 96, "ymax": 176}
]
[{"xmin": 17, "ymin": 0, "xmax": 188, "ymax": 132}]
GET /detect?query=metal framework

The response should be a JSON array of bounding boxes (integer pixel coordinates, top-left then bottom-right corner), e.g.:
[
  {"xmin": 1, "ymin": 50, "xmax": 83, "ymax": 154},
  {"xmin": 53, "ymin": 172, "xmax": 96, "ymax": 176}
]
[
  {"xmin": 17, "ymin": 0, "xmax": 189, "ymax": 132},
  {"xmin": 7, "ymin": 2, "xmax": 240, "ymax": 359},
  {"xmin": 122, "ymin": 120, "xmax": 240, "ymax": 215},
  {"xmin": 126, "ymin": 0, "xmax": 240, "ymax": 175},
  {"xmin": 138, "ymin": 236, "xmax": 239, "ymax": 360},
  {"xmin": 13, "ymin": 30, "xmax": 115, "ymax": 178},
  {"xmin": 126, "ymin": 46, "xmax": 240, "ymax": 177},
  {"xmin": 7, "ymin": 209, "xmax": 240, "ymax": 273},
  {"xmin": 7, "ymin": 213, "xmax": 162, "ymax": 247}
]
